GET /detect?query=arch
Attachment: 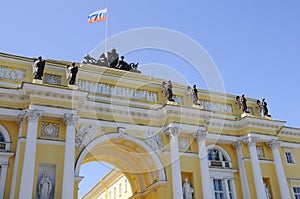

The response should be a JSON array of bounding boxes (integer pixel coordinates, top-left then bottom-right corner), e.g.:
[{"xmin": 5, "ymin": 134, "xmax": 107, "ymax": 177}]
[
  {"xmin": 206, "ymin": 144, "xmax": 232, "ymax": 169},
  {"xmin": 0, "ymin": 124, "xmax": 11, "ymax": 143},
  {"xmin": 75, "ymin": 133, "xmax": 166, "ymax": 193},
  {"xmin": 0, "ymin": 124, "xmax": 11, "ymax": 151},
  {"xmin": 207, "ymin": 144, "xmax": 232, "ymax": 162}
]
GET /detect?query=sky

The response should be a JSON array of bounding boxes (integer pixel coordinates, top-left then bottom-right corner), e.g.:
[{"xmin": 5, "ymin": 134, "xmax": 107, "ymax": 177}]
[{"xmin": 1, "ymin": 0, "xmax": 300, "ymax": 197}]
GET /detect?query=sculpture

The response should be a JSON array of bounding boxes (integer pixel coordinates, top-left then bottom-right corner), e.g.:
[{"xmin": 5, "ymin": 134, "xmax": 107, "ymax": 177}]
[
  {"xmin": 146, "ymin": 133, "xmax": 163, "ymax": 151},
  {"xmin": 264, "ymin": 183, "xmax": 272, "ymax": 199},
  {"xmin": 107, "ymin": 48, "xmax": 119, "ymax": 68},
  {"xmin": 193, "ymin": 85, "xmax": 198, "ymax": 99},
  {"xmin": 32, "ymin": 56, "xmax": 45, "ymax": 80},
  {"xmin": 182, "ymin": 178, "xmax": 194, "ymax": 199},
  {"xmin": 82, "ymin": 48, "xmax": 140, "ymax": 73},
  {"xmin": 162, "ymin": 80, "xmax": 174, "ymax": 101},
  {"xmin": 38, "ymin": 172, "xmax": 52, "ymax": 199},
  {"xmin": 83, "ymin": 54, "xmax": 97, "ymax": 64},
  {"xmin": 116, "ymin": 56, "xmax": 140, "ymax": 72},
  {"xmin": 117, "ymin": 56, "xmax": 130, "ymax": 70},
  {"xmin": 236, "ymin": 94, "xmax": 249, "ymax": 113},
  {"xmin": 187, "ymin": 85, "xmax": 200, "ymax": 105},
  {"xmin": 66, "ymin": 62, "xmax": 78, "ymax": 85},
  {"xmin": 129, "ymin": 62, "xmax": 139, "ymax": 72},
  {"xmin": 75, "ymin": 124, "xmax": 98, "ymax": 150},
  {"xmin": 257, "ymin": 98, "xmax": 271, "ymax": 117},
  {"xmin": 97, "ymin": 53, "xmax": 108, "ymax": 66}
]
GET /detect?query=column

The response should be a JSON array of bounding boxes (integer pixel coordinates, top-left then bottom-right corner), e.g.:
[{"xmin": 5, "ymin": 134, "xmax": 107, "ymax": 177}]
[
  {"xmin": 62, "ymin": 113, "xmax": 77, "ymax": 199},
  {"xmin": 0, "ymin": 164, "xmax": 8, "ymax": 199},
  {"xmin": 193, "ymin": 130, "xmax": 213, "ymax": 199},
  {"xmin": 243, "ymin": 137, "xmax": 266, "ymax": 199},
  {"xmin": 232, "ymin": 141, "xmax": 250, "ymax": 199},
  {"xmin": 164, "ymin": 125, "xmax": 183, "ymax": 199},
  {"xmin": 10, "ymin": 114, "xmax": 24, "ymax": 199},
  {"xmin": 19, "ymin": 109, "xmax": 42, "ymax": 199},
  {"xmin": 266, "ymin": 140, "xmax": 291, "ymax": 199}
]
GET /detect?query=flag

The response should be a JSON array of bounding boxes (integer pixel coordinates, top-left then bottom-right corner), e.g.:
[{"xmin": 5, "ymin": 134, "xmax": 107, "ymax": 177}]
[{"xmin": 88, "ymin": 8, "xmax": 107, "ymax": 24}]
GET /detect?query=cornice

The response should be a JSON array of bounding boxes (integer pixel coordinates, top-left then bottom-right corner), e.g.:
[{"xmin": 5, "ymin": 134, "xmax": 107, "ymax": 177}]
[
  {"xmin": 134, "ymin": 181, "xmax": 167, "ymax": 197},
  {"xmin": 22, "ymin": 83, "xmax": 87, "ymax": 97},
  {"xmin": 238, "ymin": 117, "xmax": 285, "ymax": 131},
  {"xmin": 0, "ymin": 53, "xmax": 33, "ymax": 65},
  {"xmin": 0, "ymin": 108, "xmax": 23, "ymax": 121},
  {"xmin": 279, "ymin": 127, "xmax": 300, "ymax": 138},
  {"xmin": 79, "ymin": 63, "xmax": 165, "ymax": 87}
]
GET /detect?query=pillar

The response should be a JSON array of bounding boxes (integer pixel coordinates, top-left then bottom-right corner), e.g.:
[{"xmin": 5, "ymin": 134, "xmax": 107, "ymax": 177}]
[
  {"xmin": 0, "ymin": 165, "xmax": 8, "ymax": 199},
  {"xmin": 266, "ymin": 140, "xmax": 291, "ymax": 199},
  {"xmin": 193, "ymin": 129, "xmax": 213, "ymax": 199},
  {"xmin": 19, "ymin": 109, "xmax": 42, "ymax": 199},
  {"xmin": 243, "ymin": 137, "xmax": 266, "ymax": 199},
  {"xmin": 10, "ymin": 114, "xmax": 24, "ymax": 199},
  {"xmin": 164, "ymin": 125, "xmax": 183, "ymax": 199},
  {"xmin": 232, "ymin": 141, "xmax": 250, "ymax": 199},
  {"xmin": 62, "ymin": 113, "xmax": 77, "ymax": 199}
]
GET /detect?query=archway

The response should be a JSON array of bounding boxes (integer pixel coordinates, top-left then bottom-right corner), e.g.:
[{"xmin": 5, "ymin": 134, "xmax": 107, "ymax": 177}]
[{"xmin": 75, "ymin": 133, "xmax": 167, "ymax": 198}]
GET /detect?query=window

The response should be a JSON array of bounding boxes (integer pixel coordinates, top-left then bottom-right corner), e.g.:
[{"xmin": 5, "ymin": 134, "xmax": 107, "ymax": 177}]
[
  {"xmin": 114, "ymin": 187, "xmax": 116, "ymax": 199},
  {"xmin": 212, "ymin": 179, "xmax": 234, "ymax": 199},
  {"xmin": 0, "ymin": 133, "xmax": 5, "ymax": 150},
  {"xmin": 227, "ymin": 180, "xmax": 234, "ymax": 199},
  {"xmin": 256, "ymin": 146, "xmax": 265, "ymax": 158},
  {"xmin": 125, "ymin": 179, "xmax": 127, "ymax": 193},
  {"xmin": 208, "ymin": 145, "xmax": 236, "ymax": 199},
  {"xmin": 285, "ymin": 152, "xmax": 295, "ymax": 164},
  {"xmin": 109, "ymin": 191, "xmax": 111, "ymax": 199},
  {"xmin": 0, "ymin": 133, "xmax": 4, "ymax": 142},
  {"xmin": 208, "ymin": 148, "xmax": 232, "ymax": 168},
  {"xmin": 213, "ymin": 179, "xmax": 225, "ymax": 199},
  {"xmin": 293, "ymin": 187, "xmax": 300, "ymax": 199},
  {"xmin": 119, "ymin": 183, "xmax": 122, "ymax": 197}
]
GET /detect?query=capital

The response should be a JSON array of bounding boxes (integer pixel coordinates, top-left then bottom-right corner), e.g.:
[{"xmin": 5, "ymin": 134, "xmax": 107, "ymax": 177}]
[
  {"xmin": 17, "ymin": 114, "xmax": 24, "ymax": 127},
  {"xmin": 164, "ymin": 126, "xmax": 179, "ymax": 140},
  {"xmin": 63, "ymin": 113, "xmax": 77, "ymax": 126},
  {"xmin": 232, "ymin": 141, "xmax": 242, "ymax": 151},
  {"xmin": 193, "ymin": 130, "xmax": 207, "ymax": 142},
  {"xmin": 243, "ymin": 136, "xmax": 259, "ymax": 147},
  {"xmin": 25, "ymin": 109, "xmax": 42, "ymax": 122},
  {"xmin": 118, "ymin": 127, "xmax": 126, "ymax": 137},
  {"xmin": 266, "ymin": 140, "xmax": 281, "ymax": 150}
]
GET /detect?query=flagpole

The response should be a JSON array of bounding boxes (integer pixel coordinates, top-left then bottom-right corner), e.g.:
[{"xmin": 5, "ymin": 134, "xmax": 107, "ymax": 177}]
[{"xmin": 105, "ymin": 5, "xmax": 109, "ymax": 58}]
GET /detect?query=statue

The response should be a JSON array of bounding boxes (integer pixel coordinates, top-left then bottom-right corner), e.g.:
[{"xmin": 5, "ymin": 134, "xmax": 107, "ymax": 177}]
[
  {"xmin": 81, "ymin": 48, "xmax": 140, "ymax": 73},
  {"xmin": 66, "ymin": 63, "xmax": 78, "ymax": 85},
  {"xmin": 116, "ymin": 56, "xmax": 140, "ymax": 72},
  {"xmin": 187, "ymin": 85, "xmax": 200, "ymax": 105},
  {"xmin": 38, "ymin": 172, "xmax": 52, "ymax": 199},
  {"xmin": 107, "ymin": 48, "xmax": 119, "ymax": 68},
  {"xmin": 83, "ymin": 54, "xmax": 97, "ymax": 64},
  {"xmin": 129, "ymin": 62, "xmax": 140, "ymax": 72},
  {"xmin": 32, "ymin": 58, "xmax": 38, "ymax": 77},
  {"xmin": 193, "ymin": 85, "xmax": 198, "ymax": 99},
  {"xmin": 182, "ymin": 178, "xmax": 194, "ymax": 199},
  {"xmin": 162, "ymin": 80, "xmax": 174, "ymax": 101},
  {"xmin": 117, "ymin": 56, "xmax": 130, "ymax": 70},
  {"xmin": 264, "ymin": 183, "xmax": 272, "ymax": 199},
  {"xmin": 32, "ymin": 56, "xmax": 45, "ymax": 80},
  {"xmin": 236, "ymin": 94, "xmax": 249, "ymax": 113},
  {"xmin": 257, "ymin": 98, "xmax": 271, "ymax": 117},
  {"xmin": 97, "ymin": 53, "xmax": 108, "ymax": 66}
]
